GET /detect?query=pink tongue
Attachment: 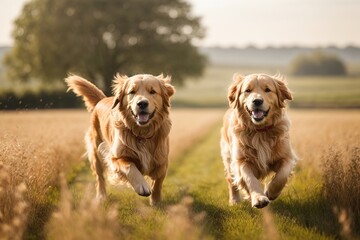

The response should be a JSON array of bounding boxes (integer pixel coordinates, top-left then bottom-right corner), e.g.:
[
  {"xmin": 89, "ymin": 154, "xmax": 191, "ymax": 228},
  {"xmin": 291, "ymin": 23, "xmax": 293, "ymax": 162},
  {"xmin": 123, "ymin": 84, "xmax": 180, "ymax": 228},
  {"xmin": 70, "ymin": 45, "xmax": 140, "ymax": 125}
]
[
  {"xmin": 137, "ymin": 113, "xmax": 149, "ymax": 122},
  {"xmin": 252, "ymin": 110, "xmax": 264, "ymax": 118}
]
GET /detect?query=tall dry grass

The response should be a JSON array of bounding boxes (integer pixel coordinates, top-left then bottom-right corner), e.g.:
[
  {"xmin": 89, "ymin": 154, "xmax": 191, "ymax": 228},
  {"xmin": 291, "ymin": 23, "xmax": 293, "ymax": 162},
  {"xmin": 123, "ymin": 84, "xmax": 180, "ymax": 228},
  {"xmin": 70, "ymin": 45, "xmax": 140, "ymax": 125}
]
[
  {"xmin": 0, "ymin": 110, "xmax": 88, "ymax": 238},
  {"xmin": 46, "ymin": 174, "xmax": 126, "ymax": 240},
  {"xmin": 47, "ymin": 177, "xmax": 211, "ymax": 240},
  {"xmin": 0, "ymin": 162, "xmax": 28, "ymax": 240},
  {"xmin": 322, "ymin": 147, "xmax": 360, "ymax": 238},
  {"xmin": 289, "ymin": 110, "xmax": 360, "ymax": 238}
]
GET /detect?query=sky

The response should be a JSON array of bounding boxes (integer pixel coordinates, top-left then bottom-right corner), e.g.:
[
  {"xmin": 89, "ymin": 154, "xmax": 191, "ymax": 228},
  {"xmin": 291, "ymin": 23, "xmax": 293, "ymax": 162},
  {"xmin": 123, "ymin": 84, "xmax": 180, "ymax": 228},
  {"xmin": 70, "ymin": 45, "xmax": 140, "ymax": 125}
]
[{"xmin": 1, "ymin": 0, "xmax": 359, "ymax": 48}]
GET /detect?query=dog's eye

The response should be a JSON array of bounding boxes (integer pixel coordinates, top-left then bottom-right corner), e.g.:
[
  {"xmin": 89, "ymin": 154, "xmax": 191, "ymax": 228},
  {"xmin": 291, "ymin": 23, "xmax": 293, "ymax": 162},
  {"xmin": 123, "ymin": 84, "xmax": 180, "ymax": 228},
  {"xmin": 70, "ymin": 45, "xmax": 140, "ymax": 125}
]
[
  {"xmin": 128, "ymin": 90, "xmax": 135, "ymax": 95},
  {"xmin": 150, "ymin": 89, "xmax": 156, "ymax": 94},
  {"xmin": 245, "ymin": 89, "xmax": 251, "ymax": 93},
  {"xmin": 265, "ymin": 88, "xmax": 271, "ymax": 93}
]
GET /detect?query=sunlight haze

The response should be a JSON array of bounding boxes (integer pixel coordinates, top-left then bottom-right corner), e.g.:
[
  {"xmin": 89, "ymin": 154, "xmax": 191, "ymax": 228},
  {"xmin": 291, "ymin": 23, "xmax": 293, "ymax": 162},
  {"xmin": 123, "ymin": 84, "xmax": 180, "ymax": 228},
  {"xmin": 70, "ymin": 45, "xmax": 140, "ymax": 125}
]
[{"xmin": 0, "ymin": 0, "xmax": 359, "ymax": 47}]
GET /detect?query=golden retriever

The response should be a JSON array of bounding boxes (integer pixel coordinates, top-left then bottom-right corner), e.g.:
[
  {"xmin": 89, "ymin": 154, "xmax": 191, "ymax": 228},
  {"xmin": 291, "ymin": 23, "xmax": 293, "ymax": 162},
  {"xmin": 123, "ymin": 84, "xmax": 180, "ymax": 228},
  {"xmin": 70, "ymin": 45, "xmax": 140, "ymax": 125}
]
[
  {"xmin": 65, "ymin": 74, "xmax": 175, "ymax": 205},
  {"xmin": 220, "ymin": 73, "xmax": 297, "ymax": 208}
]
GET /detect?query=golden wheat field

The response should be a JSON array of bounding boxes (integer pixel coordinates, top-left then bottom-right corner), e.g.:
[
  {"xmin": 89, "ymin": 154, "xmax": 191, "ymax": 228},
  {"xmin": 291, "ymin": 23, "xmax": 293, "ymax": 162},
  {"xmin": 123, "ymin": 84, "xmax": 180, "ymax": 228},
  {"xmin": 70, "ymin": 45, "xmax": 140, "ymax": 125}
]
[
  {"xmin": 0, "ymin": 108, "xmax": 359, "ymax": 239},
  {"xmin": 288, "ymin": 110, "xmax": 360, "ymax": 167}
]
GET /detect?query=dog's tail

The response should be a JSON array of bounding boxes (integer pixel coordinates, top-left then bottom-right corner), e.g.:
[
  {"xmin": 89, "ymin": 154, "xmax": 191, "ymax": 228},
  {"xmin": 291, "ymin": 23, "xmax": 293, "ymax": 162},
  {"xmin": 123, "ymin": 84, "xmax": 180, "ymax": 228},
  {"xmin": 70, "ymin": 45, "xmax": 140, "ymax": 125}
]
[{"xmin": 65, "ymin": 75, "xmax": 107, "ymax": 112}]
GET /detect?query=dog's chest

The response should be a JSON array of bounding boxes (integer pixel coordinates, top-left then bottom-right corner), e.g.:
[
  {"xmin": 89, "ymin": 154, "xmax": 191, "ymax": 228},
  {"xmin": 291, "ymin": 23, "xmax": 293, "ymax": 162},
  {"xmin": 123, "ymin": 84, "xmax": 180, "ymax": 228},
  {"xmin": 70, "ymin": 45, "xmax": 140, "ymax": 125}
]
[
  {"xmin": 255, "ymin": 132, "xmax": 279, "ymax": 152},
  {"xmin": 233, "ymin": 132, "xmax": 280, "ymax": 172},
  {"xmin": 111, "ymin": 137, "xmax": 164, "ymax": 172}
]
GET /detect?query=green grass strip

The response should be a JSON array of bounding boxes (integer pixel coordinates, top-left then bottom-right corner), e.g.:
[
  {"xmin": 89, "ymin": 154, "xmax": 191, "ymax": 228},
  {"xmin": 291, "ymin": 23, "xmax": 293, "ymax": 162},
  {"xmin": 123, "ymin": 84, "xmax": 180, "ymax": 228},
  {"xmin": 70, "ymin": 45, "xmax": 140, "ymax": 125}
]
[{"xmin": 164, "ymin": 123, "xmax": 338, "ymax": 240}]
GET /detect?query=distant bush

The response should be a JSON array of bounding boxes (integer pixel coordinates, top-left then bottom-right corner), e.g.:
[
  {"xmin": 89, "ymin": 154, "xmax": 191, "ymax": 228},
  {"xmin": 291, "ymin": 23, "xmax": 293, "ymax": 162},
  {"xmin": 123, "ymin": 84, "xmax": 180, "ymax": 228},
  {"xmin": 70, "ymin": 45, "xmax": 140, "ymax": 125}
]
[{"xmin": 289, "ymin": 51, "xmax": 347, "ymax": 76}]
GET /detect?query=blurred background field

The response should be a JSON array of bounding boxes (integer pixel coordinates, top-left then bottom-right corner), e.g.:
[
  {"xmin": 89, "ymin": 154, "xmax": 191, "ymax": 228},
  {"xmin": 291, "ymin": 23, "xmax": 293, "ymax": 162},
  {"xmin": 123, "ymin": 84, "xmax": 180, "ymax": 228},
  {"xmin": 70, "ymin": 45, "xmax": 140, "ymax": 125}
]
[
  {"xmin": 0, "ymin": 45, "xmax": 360, "ymax": 109},
  {"xmin": 1, "ymin": 67, "xmax": 360, "ymax": 109},
  {"xmin": 173, "ymin": 64, "xmax": 360, "ymax": 108}
]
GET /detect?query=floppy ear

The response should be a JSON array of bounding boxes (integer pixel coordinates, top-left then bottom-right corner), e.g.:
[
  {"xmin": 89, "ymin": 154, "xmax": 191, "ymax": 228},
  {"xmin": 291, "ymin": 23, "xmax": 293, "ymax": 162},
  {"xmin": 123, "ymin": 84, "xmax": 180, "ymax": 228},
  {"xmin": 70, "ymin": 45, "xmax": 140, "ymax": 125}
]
[
  {"xmin": 158, "ymin": 74, "xmax": 175, "ymax": 97},
  {"xmin": 273, "ymin": 74, "xmax": 293, "ymax": 108},
  {"xmin": 111, "ymin": 74, "xmax": 128, "ymax": 109},
  {"xmin": 228, "ymin": 73, "xmax": 244, "ymax": 109},
  {"xmin": 158, "ymin": 74, "xmax": 176, "ymax": 111}
]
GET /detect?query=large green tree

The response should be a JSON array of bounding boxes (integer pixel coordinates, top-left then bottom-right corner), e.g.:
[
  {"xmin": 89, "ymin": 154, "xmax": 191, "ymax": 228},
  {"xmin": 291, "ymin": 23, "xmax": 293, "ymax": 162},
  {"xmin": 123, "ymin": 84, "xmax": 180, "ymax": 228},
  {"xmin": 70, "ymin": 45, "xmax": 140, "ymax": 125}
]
[{"xmin": 4, "ymin": 0, "xmax": 206, "ymax": 94}]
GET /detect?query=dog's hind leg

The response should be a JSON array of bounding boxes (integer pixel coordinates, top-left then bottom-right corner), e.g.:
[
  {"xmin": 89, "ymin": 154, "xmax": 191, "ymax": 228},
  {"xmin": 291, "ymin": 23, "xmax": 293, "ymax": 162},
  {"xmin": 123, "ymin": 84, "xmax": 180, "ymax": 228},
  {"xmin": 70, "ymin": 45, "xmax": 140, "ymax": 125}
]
[
  {"xmin": 86, "ymin": 129, "xmax": 107, "ymax": 200},
  {"xmin": 221, "ymin": 138, "xmax": 240, "ymax": 205},
  {"xmin": 149, "ymin": 166, "xmax": 167, "ymax": 206},
  {"xmin": 226, "ymin": 176, "xmax": 241, "ymax": 205}
]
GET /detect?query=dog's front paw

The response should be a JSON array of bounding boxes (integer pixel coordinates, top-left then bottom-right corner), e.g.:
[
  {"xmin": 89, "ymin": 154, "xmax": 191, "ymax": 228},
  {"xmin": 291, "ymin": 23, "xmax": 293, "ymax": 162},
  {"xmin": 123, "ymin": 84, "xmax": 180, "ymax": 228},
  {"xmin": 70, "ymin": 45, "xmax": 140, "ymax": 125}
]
[
  {"xmin": 125, "ymin": 163, "xmax": 152, "ymax": 197},
  {"xmin": 133, "ymin": 180, "xmax": 151, "ymax": 197},
  {"xmin": 251, "ymin": 195, "xmax": 270, "ymax": 208}
]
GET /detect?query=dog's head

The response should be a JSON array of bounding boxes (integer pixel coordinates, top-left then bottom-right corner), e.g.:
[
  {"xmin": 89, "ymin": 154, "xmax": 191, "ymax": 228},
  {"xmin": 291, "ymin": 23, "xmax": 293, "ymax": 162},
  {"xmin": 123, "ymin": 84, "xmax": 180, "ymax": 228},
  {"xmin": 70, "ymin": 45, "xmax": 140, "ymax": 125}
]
[
  {"xmin": 228, "ymin": 73, "xmax": 292, "ymax": 126},
  {"xmin": 111, "ymin": 74, "xmax": 175, "ymax": 127}
]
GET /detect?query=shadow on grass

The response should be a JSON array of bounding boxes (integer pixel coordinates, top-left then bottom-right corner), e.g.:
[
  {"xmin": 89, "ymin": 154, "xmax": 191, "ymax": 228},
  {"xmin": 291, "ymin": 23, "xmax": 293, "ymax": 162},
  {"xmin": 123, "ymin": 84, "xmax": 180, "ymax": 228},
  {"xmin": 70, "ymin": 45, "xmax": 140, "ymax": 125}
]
[
  {"xmin": 271, "ymin": 193, "xmax": 340, "ymax": 238},
  {"xmin": 191, "ymin": 199, "xmax": 229, "ymax": 239},
  {"xmin": 189, "ymin": 192, "xmax": 263, "ymax": 240}
]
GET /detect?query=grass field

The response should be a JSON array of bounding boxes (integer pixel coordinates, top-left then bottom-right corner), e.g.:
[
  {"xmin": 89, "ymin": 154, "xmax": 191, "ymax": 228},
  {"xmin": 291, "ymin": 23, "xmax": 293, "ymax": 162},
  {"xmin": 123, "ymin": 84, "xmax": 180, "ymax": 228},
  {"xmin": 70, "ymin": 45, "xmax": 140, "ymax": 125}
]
[
  {"xmin": 0, "ymin": 108, "xmax": 359, "ymax": 239},
  {"xmin": 173, "ymin": 65, "xmax": 360, "ymax": 108}
]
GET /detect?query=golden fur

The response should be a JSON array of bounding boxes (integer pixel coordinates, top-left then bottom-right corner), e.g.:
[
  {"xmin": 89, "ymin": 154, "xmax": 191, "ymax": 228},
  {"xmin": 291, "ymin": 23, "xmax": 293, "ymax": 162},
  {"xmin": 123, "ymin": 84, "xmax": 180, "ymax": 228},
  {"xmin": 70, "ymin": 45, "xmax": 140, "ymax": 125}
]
[
  {"xmin": 65, "ymin": 74, "xmax": 175, "ymax": 205},
  {"xmin": 220, "ymin": 73, "xmax": 297, "ymax": 208}
]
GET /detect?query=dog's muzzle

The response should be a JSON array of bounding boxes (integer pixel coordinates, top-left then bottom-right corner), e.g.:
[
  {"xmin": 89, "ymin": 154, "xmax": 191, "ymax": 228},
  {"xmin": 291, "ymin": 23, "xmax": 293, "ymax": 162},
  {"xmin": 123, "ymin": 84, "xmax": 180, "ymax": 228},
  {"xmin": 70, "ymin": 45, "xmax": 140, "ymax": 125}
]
[
  {"xmin": 250, "ymin": 108, "xmax": 269, "ymax": 122},
  {"xmin": 130, "ymin": 100, "xmax": 155, "ymax": 126},
  {"xmin": 135, "ymin": 111, "xmax": 155, "ymax": 125},
  {"xmin": 246, "ymin": 98, "xmax": 269, "ymax": 122}
]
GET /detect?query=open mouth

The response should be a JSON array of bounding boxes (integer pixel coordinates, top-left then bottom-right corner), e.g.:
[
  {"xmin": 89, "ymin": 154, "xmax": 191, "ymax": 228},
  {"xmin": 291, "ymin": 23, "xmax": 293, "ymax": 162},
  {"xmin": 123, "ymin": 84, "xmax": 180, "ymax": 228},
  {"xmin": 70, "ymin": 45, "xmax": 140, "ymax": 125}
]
[
  {"xmin": 132, "ymin": 110, "xmax": 155, "ymax": 125},
  {"xmin": 247, "ymin": 107, "xmax": 270, "ymax": 122}
]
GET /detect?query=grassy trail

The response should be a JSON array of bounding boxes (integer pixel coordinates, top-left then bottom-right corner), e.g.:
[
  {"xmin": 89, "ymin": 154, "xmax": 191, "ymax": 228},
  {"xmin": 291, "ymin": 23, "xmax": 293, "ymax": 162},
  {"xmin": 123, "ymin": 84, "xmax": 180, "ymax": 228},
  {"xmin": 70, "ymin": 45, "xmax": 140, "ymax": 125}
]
[{"xmin": 65, "ymin": 123, "xmax": 338, "ymax": 240}]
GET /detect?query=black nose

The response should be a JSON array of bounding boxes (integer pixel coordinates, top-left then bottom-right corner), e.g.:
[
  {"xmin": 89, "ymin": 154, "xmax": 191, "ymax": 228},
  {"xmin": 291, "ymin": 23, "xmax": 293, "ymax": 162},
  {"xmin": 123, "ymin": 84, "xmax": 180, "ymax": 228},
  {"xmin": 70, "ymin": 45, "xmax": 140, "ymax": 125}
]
[
  {"xmin": 253, "ymin": 99, "xmax": 263, "ymax": 106},
  {"xmin": 137, "ymin": 100, "xmax": 149, "ymax": 109}
]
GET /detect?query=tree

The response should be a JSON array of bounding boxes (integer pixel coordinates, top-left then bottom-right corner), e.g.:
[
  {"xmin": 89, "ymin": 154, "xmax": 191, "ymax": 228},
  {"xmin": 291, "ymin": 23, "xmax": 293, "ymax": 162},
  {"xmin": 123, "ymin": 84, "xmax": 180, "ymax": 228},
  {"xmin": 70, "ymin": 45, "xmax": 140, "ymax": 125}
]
[
  {"xmin": 289, "ymin": 51, "xmax": 346, "ymax": 76},
  {"xmin": 4, "ymin": 0, "xmax": 206, "ymax": 94}
]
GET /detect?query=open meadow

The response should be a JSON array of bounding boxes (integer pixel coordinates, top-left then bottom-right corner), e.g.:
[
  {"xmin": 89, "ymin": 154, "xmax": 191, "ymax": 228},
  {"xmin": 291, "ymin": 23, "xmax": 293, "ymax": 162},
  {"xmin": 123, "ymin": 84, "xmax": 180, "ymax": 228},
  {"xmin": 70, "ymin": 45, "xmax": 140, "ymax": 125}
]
[{"xmin": 0, "ymin": 108, "xmax": 359, "ymax": 239}]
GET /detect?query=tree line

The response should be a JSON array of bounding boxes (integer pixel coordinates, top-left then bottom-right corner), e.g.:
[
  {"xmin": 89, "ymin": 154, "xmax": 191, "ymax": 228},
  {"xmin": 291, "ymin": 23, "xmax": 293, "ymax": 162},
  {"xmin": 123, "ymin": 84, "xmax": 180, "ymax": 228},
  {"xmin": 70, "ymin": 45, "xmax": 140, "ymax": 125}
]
[{"xmin": 4, "ymin": 0, "xmax": 206, "ymax": 95}]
